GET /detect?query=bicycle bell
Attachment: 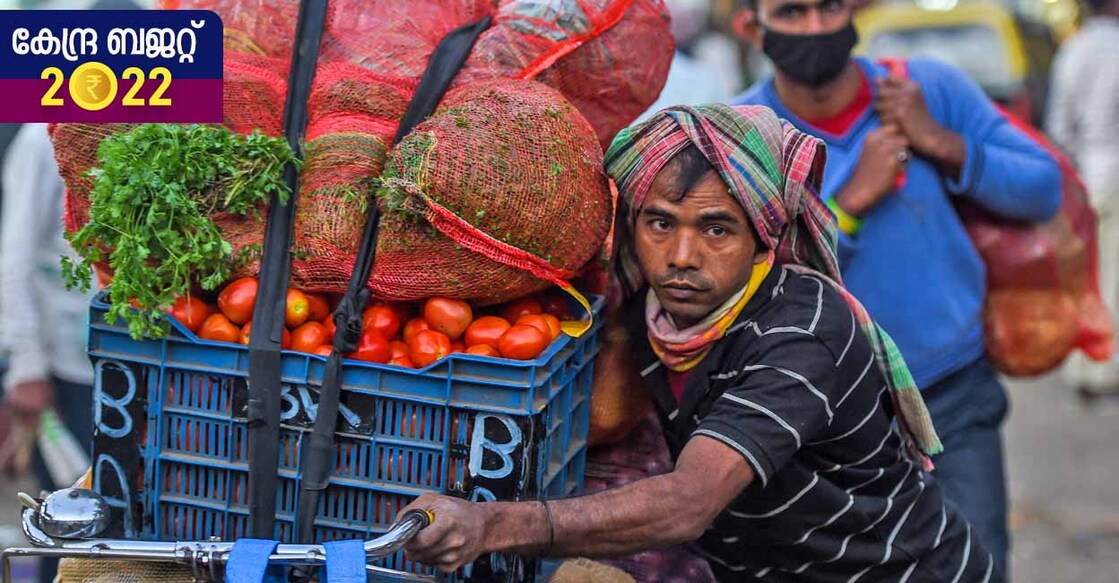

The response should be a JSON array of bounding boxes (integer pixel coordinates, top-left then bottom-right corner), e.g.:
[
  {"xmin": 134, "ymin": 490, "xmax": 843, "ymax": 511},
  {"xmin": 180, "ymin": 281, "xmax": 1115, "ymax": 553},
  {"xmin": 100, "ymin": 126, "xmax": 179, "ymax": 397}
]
[{"xmin": 35, "ymin": 488, "xmax": 111, "ymax": 540}]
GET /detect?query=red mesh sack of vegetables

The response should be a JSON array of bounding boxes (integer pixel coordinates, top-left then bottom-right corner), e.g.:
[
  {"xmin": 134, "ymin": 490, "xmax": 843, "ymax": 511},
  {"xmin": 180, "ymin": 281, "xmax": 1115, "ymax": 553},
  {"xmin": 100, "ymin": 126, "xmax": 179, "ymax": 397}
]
[
  {"xmin": 51, "ymin": 48, "xmax": 288, "ymax": 280},
  {"xmin": 164, "ymin": 0, "xmax": 490, "ymax": 74},
  {"xmin": 161, "ymin": 0, "xmax": 298, "ymax": 62},
  {"xmin": 460, "ymin": 0, "xmax": 674, "ymax": 147},
  {"xmin": 369, "ymin": 78, "xmax": 612, "ymax": 305},
  {"xmin": 51, "ymin": 50, "xmax": 287, "ymax": 228},
  {"xmin": 167, "ymin": 0, "xmax": 673, "ymax": 146},
  {"xmin": 284, "ymin": 62, "xmax": 414, "ymax": 291},
  {"xmin": 52, "ymin": 122, "xmax": 132, "ymax": 236},
  {"xmin": 202, "ymin": 61, "xmax": 417, "ymax": 291},
  {"xmin": 960, "ymin": 113, "xmax": 1114, "ymax": 377},
  {"xmin": 317, "ymin": 0, "xmax": 490, "ymax": 77}
]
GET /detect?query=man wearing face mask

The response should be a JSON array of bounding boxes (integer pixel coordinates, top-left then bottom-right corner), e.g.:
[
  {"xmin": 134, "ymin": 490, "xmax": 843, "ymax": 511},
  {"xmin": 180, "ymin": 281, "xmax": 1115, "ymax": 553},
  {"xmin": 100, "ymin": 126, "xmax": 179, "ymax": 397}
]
[{"xmin": 732, "ymin": 0, "xmax": 1061, "ymax": 579}]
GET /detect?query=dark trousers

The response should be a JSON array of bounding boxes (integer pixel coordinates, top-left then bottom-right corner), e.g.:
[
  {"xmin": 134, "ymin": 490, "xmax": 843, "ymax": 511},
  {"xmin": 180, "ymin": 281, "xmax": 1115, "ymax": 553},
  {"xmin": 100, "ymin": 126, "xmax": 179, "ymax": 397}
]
[
  {"xmin": 922, "ymin": 356, "xmax": 1010, "ymax": 581},
  {"xmin": 31, "ymin": 378, "xmax": 94, "ymax": 583}
]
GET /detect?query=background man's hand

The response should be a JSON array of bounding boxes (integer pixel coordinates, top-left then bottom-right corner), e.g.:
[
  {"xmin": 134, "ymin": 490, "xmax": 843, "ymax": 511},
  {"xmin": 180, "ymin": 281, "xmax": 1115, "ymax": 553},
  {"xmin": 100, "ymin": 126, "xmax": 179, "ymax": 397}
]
[
  {"xmin": 6, "ymin": 379, "xmax": 54, "ymax": 416},
  {"xmin": 0, "ymin": 405, "xmax": 34, "ymax": 476},
  {"xmin": 398, "ymin": 494, "xmax": 489, "ymax": 574},
  {"xmin": 875, "ymin": 76, "xmax": 953, "ymax": 160},
  {"xmin": 0, "ymin": 378, "xmax": 53, "ymax": 475},
  {"xmin": 835, "ymin": 125, "xmax": 910, "ymax": 217}
]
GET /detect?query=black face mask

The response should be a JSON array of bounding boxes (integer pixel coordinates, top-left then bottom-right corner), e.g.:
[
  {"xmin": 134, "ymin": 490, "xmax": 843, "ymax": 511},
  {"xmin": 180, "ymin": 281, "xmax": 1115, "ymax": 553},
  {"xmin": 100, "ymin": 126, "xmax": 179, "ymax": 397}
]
[{"xmin": 762, "ymin": 21, "xmax": 859, "ymax": 87}]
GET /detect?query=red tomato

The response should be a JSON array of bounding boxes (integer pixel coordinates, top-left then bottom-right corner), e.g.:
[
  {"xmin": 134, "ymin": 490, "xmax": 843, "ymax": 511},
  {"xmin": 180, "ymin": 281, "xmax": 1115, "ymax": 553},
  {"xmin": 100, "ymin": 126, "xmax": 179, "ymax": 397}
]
[
  {"xmin": 464, "ymin": 316, "xmax": 511, "ymax": 348},
  {"xmin": 390, "ymin": 355, "xmax": 416, "ymax": 368},
  {"xmin": 351, "ymin": 330, "xmax": 392, "ymax": 364},
  {"xmin": 452, "ymin": 341, "xmax": 466, "ymax": 353},
  {"xmin": 240, "ymin": 322, "xmax": 292, "ymax": 349},
  {"xmin": 466, "ymin": 344, "xmax": 500, "ymax": 358},
  {"xmin": 517, "ymin": 314, "xmax": 561, "ymax": 341},
  {"xmin": 409, "ymin": 330, "xmax": 452, "ymax": 367},
  {"xmin": 390, "ymin": 341, "xmax": 410, "ymax": 360},
  {"xmin": 500, "ymin": 298, "xmax": 542, "ymax": 323},
  {"xmin": 168, "ymin": 296, "xmax": 212, "ymax": 334},
  {"xmin": 383, "ymin": 301, "xmax": 415, "ymax": 326},
  {"xmin": 313, "ymin": 345, "xmax": 333, "ymax": 357},
  {"xmin": 198, "ymin": 313, "xmax": 241, "ymax": 344},
  {"xmin": 423, "ymin": 297, "xmax": 473, "ymax": 341},
  {"xmin": 363, "ymin": 305, "xmax": 402, "ymax": 340},
  {"xmin": 540, "ymin": 314, "xmax": 563, "ymax": 340},
  {"xmin": 290, "ymin": 322, "xmax": 329, "ymax": 354},
  {"xmin": 402, "ymin": 318, "xmax": 431, "ymax": 345},
  {"xmin": 217, "ymin": 277, "xmax": 258, "ymax": 325},
  {"xmin": 285, "ymin": 289, "xmax": 311, "ymax": 328},
  {"xmin": 498, "ymin": 325, "xmax": 550, "ymax": 360},
  {"xmin": 321, "ymin": 315, "xmax": 337, "ymax": 341},
  {"xmin": 539, "ymin": 293, "xmax": 571, "ymax": 319},
  {"xmin": 306, "ymin": 293, "xmax": 332, "ymax": 322}
]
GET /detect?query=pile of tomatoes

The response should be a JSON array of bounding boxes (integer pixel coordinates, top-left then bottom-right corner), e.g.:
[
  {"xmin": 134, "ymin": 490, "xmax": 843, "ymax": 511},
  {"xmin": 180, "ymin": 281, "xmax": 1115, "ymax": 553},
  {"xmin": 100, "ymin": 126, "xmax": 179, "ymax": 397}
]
[{"xmin": 166, "ymin": 277, "xmax": 572, "ymax": 367}]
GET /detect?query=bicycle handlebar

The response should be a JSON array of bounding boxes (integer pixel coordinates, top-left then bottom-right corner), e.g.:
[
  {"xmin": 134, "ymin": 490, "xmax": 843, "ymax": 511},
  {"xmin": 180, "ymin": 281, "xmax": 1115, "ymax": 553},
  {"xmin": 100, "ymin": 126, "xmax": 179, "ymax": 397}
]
[{"xmin": 2, "ymin": 508, "xmax": 436, "ymax": 583}]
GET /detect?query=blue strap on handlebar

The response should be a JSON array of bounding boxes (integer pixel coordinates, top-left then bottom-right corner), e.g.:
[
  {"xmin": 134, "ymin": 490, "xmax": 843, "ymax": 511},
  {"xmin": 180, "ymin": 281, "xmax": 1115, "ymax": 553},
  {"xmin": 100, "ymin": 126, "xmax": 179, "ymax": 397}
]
[
  {"xmin": 227, "ymin": 539, "xmax": 285, "ymax": 583},
  {"xmin": 324, "ymin": 539, "xmax": 367, "ymax": 583}
]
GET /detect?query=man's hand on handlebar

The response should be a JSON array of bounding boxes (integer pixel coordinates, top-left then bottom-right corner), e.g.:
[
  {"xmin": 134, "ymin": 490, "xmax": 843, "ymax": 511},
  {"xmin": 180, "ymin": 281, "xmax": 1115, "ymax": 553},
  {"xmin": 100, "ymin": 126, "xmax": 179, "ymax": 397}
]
[{"xmin": 396, "ymin": 494, "xmax": 489, "ymax": 574}]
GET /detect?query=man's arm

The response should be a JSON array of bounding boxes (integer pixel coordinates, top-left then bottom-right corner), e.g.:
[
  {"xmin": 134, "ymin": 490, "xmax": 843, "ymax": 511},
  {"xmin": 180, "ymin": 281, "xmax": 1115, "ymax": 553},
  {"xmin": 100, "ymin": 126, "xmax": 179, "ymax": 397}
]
[
  {"xmin": 1, "ymin": 124, "xmax": 56, "ymax": 391},
  {"xmin": 881, "ymin": 60, "xmax": 1061, "ymax": 222},
  {"xmin": 401, "ymin": 334, "xmax": 839, "ymax": 573},
  {"xmin": 399, "ymin": 435, "xmax": 754, "ymax": 573}
]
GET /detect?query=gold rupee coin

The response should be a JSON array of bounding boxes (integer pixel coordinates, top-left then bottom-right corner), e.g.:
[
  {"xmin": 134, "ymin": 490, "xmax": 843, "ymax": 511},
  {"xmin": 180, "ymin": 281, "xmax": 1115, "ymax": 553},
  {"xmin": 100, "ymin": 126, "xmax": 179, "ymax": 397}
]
[{"xmin": 68, "ymin": 62, "xmax": 118, "ymax": 112}]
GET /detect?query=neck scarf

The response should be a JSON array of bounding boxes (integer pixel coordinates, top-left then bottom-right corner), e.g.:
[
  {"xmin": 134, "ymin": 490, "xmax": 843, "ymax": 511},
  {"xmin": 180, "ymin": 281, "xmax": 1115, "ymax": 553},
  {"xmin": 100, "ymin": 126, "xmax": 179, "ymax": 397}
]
[
  {"xmin": 605, "ymin": 104, "xmax": 941, "ymax": 469},
  {"xmin": 647, "ymin": 255, "xmax": 773, "ymax": 372}
]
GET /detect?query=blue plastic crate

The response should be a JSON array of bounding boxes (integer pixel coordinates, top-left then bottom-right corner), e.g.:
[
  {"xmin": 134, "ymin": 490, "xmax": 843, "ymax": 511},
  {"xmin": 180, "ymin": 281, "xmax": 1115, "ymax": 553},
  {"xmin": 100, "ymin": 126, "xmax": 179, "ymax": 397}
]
[{"xmin": 87, "ymin": 291, "xmax": 602, "ymax": 581}]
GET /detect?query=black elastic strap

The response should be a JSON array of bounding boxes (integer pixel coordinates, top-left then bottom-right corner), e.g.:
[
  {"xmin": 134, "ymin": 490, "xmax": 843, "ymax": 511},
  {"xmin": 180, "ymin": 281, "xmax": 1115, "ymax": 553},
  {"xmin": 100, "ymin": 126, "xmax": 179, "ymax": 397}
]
[
  {"xmin": 246, "ymin": 0, "xmax": 329, "ymax": 541},
  {"xmin": 292, "ymin": 15, "xmax": 493, "ymax": 549},
  {"xmin": 393, "ymin": 15, "xmax": 493, "ymax": 144}
]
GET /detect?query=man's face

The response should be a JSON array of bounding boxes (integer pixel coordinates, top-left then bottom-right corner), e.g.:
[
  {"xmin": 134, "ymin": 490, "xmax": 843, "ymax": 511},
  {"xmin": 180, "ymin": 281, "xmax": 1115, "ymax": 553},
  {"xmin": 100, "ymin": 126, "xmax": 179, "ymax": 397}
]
[
  {"xmin": 634, "ymin": 168, "xmax": 765, "ymax": 329},
  {"xmin": 741, "ymin": 0, "xmax": 853, "ymax": 48}
]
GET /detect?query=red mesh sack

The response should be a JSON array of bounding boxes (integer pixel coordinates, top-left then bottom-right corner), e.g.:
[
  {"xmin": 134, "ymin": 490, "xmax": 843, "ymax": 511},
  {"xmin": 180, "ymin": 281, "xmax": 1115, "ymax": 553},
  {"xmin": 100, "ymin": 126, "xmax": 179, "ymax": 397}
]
[
  {"xmin": 168, "ymin": 0, "xmax": 672, "ymax": 145},
  {"xmin": 961, "ymin": 111, "xmax": 1114, "ymax": 377},
  {"xmin": 460, "ymin": 0, "xmax": 673, "ymax": 146},
  {"xmin": 165, "ymin": 0, "xmax": 488, "ymax": 74},
  {"xmin": 319, "ymin": 0, "xmax": 490, "ymax": 78},
  {"xmin": 163, "ymin": 0, "xmax": 298, "ymax": 62},
  {"xmin": 369, "ymin": 78, "xmax": 612, "ymax": 304},
  {"xmin": 52, "ymin": 49, "xmax": 289, "ymax": 282},
  {"xmin": 59, "ymin": 1, "xmax": 654, "ymax": 302},
  {"xmin": 51, "ymin": 122, "xmax": 132, "ymax": 236},
  {"xmin": 286, "ymin": 62, "xmax": 414, "ymax": 291}
]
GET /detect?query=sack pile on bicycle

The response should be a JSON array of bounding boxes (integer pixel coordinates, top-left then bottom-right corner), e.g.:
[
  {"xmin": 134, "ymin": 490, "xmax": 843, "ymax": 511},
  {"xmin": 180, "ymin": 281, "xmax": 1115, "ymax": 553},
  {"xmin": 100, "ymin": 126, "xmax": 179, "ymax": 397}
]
[{"xmin": 51, "ymin": 0, "xmax": 672, "ymax": 310}]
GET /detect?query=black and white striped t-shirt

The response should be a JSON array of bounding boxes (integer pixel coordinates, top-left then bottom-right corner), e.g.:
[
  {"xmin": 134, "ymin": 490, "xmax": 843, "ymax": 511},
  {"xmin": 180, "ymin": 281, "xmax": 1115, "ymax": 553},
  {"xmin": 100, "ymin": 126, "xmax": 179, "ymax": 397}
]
[{"xmin": 634, "ymin": 265, "xmax": 997, "ymax": 582}]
